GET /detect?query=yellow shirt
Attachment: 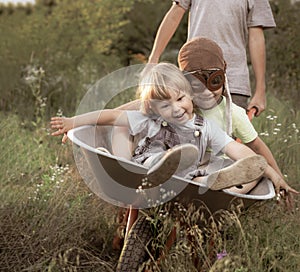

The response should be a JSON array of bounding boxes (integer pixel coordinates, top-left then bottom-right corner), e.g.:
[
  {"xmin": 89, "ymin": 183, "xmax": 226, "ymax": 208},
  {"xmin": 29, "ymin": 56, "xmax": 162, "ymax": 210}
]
[{"xmin": 198, "ymin": 97, "xmax": 258, "ymax": 144}]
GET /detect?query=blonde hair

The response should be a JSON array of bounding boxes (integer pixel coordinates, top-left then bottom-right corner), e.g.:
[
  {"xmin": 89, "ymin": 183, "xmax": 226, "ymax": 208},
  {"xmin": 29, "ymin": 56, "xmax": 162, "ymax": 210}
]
[{"xmin": 138, "ymin": 62, "xmax": 193, "ymax": 115}]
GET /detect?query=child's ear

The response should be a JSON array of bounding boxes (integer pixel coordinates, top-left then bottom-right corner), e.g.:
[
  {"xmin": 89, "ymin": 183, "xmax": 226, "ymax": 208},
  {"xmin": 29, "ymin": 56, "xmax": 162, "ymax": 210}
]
[
  {"xmin": 192, "ymin": 100, "xmax": 198, "ymax": 112},
  {"xmin": 222, "ymin": 86, "xmax": 226, "ymax": 94},
  {"xmin": 144, "ymin": 100, "xmax": 155, "ymax": 115}
]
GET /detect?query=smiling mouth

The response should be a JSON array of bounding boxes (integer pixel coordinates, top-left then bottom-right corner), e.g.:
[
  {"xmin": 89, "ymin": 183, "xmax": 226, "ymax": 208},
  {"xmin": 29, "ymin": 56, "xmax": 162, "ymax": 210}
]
[
  {"xmin": 194, "ymin": 98, "xmax": 217, "ymax": 105},
  {"xmin": 198, "ymin": 96, "xmax": 215, "ymax": 101},
  {"xmin": 174, "ymin": 112, "xmax": 185, "ymax": 119}
]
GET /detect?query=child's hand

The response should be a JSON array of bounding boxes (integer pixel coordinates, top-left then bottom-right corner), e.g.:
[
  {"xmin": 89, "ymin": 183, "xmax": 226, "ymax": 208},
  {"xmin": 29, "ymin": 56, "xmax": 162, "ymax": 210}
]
[
  {"xmin": 272, "ymin": 176, "xmax": 299, "ymax": 211},
  {"xmin": 272, "ymin": 176, "xmax": 299, "ymax": 196},
  {"xmin": 276, "ymin": 188, "xmax": 296, "ymax": 212},
  {"xmin": 265, "ymin": 165, "xmax": 299, "ymax": 195},
  {"xmin": 50, "ymin": 117, "xmax": 73, "ymax": 143}
]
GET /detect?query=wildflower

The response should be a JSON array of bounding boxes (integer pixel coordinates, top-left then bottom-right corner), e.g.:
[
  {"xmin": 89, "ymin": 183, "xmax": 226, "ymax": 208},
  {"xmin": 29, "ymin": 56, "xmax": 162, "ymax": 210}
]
[
  {"xmin": 217, "ymin": 250, "xmax": 227, "ymax": 260},
  {"xmin": 56, "ymin": 108, "xmax": 64, "ymax": 117},
  {"xmin": 160, "ymin": 187, "xmax": 166, "ymax": 193}
]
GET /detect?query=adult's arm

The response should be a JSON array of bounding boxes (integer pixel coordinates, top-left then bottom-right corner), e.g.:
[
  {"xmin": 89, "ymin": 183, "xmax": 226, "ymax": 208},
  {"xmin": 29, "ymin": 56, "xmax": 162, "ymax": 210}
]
[
  {"xmin": 148, "ymin": 3, "xmax": 186, "ymax": 63},
  {"xmin": 247, "ymin": 27, "xmax": 266, "ymax": 116}
]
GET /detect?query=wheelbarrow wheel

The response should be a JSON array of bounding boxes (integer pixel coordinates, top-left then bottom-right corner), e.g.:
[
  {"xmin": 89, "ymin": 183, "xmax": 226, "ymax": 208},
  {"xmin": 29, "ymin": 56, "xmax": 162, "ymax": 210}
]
[{"xmin": 116, "ymin": 215, "xmax": 152, "ymax": 272}]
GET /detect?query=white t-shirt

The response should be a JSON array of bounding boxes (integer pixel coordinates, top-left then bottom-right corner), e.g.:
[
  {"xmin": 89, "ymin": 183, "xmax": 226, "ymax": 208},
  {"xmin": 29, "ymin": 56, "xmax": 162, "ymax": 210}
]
[{"xmin": 174, "ymin": 0, "xmax": 276, "ymax": 96}]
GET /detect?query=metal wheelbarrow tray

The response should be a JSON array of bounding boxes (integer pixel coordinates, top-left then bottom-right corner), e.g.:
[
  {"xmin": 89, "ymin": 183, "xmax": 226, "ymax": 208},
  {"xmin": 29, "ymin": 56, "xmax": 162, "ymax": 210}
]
[{"xmin": 67, "ymin": 125, "xmax": 275, "ymax": 212}]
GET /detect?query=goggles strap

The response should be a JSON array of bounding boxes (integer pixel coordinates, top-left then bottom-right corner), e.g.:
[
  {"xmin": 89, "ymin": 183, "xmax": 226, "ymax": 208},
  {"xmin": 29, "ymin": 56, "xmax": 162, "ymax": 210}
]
[{"xmin": 224, "ymin": 74, "xmax": 232, "ymax": 136}]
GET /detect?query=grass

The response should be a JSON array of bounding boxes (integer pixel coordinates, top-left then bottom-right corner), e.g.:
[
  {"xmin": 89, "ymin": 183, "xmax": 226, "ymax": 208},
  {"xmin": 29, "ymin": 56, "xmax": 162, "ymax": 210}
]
[
  {"xmin": 0, "ymin": 94, "xmax": 299, "ymax": 271},
  {"xmin": 0, "ymin": 112, "xmax": 119, "ymax": 271},
  {"xmin": 252, "ymin": 94, "xmax": 300, "ymax": 184}
]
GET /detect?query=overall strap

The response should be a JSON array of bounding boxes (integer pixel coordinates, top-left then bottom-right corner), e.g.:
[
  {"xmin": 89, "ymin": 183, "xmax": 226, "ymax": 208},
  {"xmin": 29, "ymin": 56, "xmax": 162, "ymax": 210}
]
[{"xmin": 194, "ymin": 114, "xmax": 204, "ymax": 127}]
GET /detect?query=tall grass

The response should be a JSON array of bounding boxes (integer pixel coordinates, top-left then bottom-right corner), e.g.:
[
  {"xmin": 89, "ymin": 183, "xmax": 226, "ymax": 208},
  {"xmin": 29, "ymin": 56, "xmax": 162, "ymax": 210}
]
[
  {"xmin": 0, "ymin": 93, "xmax": 299, "ymax": 271},
  {"xmin": 0, "ymin": 112, "xmax": 119, "ymax": 271},
  {"xmin": 252, "ymin": 94, "xmax": 300, "ymax": 184}
]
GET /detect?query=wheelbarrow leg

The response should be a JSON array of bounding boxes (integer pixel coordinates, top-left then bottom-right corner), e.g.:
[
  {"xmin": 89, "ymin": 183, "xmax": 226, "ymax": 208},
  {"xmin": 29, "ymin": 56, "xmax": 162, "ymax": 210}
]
[
  {"xmin": 112, "ymin": 208, "xmax": 128, "ymax": 250},
  {"xmin": 112, "ymin": 207, "xmax": 139, "ymax": 250},
  {"xmin": 125, "ymin": 207, "xmax": 139, "ymax": 240}
]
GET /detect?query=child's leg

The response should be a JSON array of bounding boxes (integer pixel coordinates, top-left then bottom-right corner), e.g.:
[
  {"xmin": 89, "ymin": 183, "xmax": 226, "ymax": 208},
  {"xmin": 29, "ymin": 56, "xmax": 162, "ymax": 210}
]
[
  {"xmin": 193, "ymin": 155, "xmax": 267, "ymax": 191},
  {"xmin": 144, "ymin": 144, "xmax": 199, "ymax": 185},
  {"xmin": 201, "ymin": 156, "xmax": 260, "ymax": 194}
]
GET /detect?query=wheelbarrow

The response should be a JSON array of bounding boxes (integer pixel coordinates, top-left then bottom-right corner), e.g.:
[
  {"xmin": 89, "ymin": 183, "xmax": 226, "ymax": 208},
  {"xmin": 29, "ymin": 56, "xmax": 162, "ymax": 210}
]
[{"xmin": 67, "ymin": 116, "xmax": 275, "ymax": 271}]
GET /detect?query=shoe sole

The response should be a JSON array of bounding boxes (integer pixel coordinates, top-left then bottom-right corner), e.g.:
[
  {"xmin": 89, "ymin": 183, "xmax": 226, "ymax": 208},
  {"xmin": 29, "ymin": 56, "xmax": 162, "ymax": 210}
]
[
  {"xmin": 147, "ymin": 144, "xmax": 198, "ymax": 185},
  {"xmin": 207, "ymin": 155, "xmax": 268, "ymax": 191}
]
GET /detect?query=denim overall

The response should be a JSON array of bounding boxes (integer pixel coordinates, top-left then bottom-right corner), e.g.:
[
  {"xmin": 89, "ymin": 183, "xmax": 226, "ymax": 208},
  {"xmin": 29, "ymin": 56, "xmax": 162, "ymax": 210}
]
[{"xmin": 132, "ymin": 114, "xmax": 209, "ymax": 179}]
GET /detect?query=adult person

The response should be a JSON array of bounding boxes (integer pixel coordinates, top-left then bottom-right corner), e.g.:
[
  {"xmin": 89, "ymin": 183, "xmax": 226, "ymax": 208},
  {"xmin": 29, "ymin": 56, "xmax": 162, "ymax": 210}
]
[{"xmin": 148, "ymin": 0, "xmax": 276, "ymax": 116}]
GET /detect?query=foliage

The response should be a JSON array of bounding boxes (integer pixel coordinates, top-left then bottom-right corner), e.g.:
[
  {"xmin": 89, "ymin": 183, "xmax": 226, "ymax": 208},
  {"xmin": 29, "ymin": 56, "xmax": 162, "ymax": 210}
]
[
  {"xmin": 120, "ymin": 0, "xmax": 188, "ymax": 65},
  {"xmin": 0, "ymin": 112, "xmax": 55, "ymax": 187},
  {"xmin": 252, "ymin": 94, "xmax": 300, "ymax": 184},
  {"xmin": 0, "ymin": 0, "xmax": 190, "ymax": 121},
  {"xmin": 265, "ymin": 0, "xmax": 300, "ymax": 108},
  {"xmin": 0, "ymin": 0, "xmax": 138, "ymax": 119},
  {"xmin": 1, "ymin": 0, "xmax": 299, "ymax": 119},
  {"xmin": 0, "ymin": 112, "xmax": 118, "ymax": 271},
  {"xmin": 118, "ymin": 197, "xmax": 300, "ymax": 272}
]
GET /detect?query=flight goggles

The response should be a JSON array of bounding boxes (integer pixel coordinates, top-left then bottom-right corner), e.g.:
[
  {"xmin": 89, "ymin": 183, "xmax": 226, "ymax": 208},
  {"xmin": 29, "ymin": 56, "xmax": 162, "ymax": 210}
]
[{"xmin": 184, "ymin": 68, "xmax": 225, "ymax": 92}]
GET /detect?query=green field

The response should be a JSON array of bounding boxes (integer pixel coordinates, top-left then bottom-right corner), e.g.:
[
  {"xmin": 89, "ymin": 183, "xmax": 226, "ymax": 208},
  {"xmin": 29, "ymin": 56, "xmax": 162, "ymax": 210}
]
[{"xmin": 1, "ymin": 94, "xmax": 299, "ymax": 272}]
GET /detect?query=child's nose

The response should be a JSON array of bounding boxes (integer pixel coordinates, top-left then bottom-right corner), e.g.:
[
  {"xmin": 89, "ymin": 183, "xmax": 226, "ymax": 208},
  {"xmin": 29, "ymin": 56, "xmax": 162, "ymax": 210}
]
[
  {"xmin": 172, "ymin": 104, "xmax": 181, "ymax": 113},
  {"xmin": 203, "ymin": 88, "xmax": 212, "ymax": 95}
]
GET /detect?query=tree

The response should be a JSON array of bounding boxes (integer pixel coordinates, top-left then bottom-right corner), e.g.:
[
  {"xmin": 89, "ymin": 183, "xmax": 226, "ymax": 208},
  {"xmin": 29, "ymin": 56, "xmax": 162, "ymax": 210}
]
[
  {"xmin": 266, "ymin": 0, "xmax": 300, "ymax": 105},
  {"xmin": 0, "ymin": 0, "xmax": 138, "ymax": 117}
]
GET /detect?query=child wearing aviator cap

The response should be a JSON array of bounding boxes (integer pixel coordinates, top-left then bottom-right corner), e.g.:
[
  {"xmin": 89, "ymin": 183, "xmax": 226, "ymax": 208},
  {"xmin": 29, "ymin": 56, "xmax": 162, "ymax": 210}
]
[
  {"xmin": 179, "ymin": 37, "xmax": 233, "ymax": 135},
  {"xmin": 178, "ymin": 37, "xmax": 294, "ymax": 196}
]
